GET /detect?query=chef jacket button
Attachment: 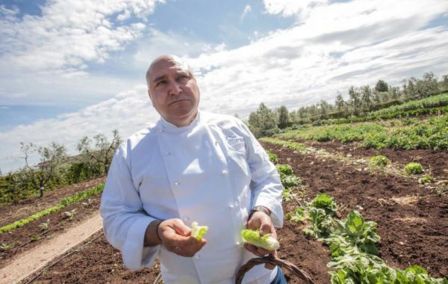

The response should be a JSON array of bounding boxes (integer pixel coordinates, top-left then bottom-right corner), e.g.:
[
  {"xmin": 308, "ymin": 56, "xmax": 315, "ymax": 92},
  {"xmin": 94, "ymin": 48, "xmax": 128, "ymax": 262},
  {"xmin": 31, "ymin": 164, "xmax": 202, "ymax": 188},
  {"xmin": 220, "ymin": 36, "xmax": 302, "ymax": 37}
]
[
  {"xmin": 228, "ymin": 204, "xmax": 234, "ymax": 208},
  {"xmin": 166, "ymin": 152, "xmax": 172, "ymax": 156},
  {"xmin": 235, "ymin": 241, "xmax": 241, "ymax": 246},
  {"xmin": 221, "ymin": 169, "xmax": 228, "ymax": 175},
  {"xmin": 174, "ymin": 181, "xmax": 180, "ymax": 186}
]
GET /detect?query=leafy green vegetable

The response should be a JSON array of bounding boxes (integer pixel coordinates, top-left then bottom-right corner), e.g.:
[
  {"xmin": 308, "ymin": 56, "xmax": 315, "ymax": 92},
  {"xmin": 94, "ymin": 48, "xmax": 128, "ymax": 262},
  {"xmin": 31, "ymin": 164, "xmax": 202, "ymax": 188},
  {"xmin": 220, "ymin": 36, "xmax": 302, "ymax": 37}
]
[
  {"xmin": 369, "ymin": 155, "xmax": 390, "ymax": 168},
  {"xmin": 241, "ymin": 229, "xmax": 279, "ymax": 251},
  {"xmin": 191, "ymin": 222, "xmax": 208, "ymax": 241},
  {"xmin": 404, "ymin": 162, "xmax": 424, "ymax": 175},
  {"xmin": 290, "ymin": 193, "xmax": 447, "ymax": 283}
]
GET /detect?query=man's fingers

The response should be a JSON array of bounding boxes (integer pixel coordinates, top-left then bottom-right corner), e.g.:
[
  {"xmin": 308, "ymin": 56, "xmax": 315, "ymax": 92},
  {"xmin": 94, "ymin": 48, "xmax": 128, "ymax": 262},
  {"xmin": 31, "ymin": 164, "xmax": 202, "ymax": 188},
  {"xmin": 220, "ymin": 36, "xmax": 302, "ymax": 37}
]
[
  {"xmin": 260, "ymin": 222, "xmax": 273, "ymax": 235},
  {"xmin": 171, "ymin": 219, "xmax": 191, "ymax": 236}
]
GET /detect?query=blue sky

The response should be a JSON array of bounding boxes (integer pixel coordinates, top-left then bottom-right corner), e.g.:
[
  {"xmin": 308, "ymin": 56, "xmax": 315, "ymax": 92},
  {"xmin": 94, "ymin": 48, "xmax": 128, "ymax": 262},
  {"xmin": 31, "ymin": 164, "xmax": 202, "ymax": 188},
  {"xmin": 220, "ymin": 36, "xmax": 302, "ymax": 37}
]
[{"xmin": 1, "ymin": 0, "xmax": 448, "ymax": 173}]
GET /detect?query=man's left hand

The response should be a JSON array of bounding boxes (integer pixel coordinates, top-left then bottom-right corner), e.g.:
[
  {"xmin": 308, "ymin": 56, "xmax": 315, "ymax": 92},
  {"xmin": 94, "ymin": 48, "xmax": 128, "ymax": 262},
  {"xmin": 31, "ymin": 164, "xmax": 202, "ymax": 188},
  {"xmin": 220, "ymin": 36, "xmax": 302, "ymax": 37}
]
[{"xmin": 244, "ymin": 210, "xmax": 278, "ymax": 269}]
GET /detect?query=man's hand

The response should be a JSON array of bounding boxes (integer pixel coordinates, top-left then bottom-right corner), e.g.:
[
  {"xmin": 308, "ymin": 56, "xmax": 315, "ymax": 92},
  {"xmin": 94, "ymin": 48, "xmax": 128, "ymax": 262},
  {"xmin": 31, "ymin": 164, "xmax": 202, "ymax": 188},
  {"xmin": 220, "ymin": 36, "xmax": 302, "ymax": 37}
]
[
  {"xmin": 244, "ymin": 211, "xmax": 278, "ymax": 269},
  {"xmin": 158, "ymin": 218, "xmax": 207, "ymax": 257}
]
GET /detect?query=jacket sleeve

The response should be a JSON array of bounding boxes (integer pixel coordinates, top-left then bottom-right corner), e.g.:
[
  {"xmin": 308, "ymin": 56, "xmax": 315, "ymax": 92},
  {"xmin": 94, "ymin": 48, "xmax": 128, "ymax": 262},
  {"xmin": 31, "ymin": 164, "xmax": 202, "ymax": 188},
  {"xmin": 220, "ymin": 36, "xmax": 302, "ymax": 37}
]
[
  {"xmin": 100, "ymin": 144, "xmax": 159, "ymax": 270},
  {"xmin": 237, "ymin": 120, "xmax": 284, "ymax": 228}
]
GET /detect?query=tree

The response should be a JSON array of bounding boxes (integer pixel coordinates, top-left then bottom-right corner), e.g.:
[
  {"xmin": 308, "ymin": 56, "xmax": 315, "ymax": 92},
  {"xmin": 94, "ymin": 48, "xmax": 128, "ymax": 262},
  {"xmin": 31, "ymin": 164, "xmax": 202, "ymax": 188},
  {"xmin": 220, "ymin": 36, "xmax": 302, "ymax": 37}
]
[
  {"xmin": 441, "ymin": 74, "xmax": 448, "ymax": 91},
  {"xmin": 248, "ymin": 103, "xmax": 278, "ymax": 137},
  {"xmin": 20, "ymin": 142, "xmax": 66, "ymax": 198},
  {"xmin": 277, "ymin": 106, "xmax": 289, "ymax": 129},
  {"xmin": 318, "ymin": 100, "xmax": 331, "ymax": 118},
  {"xmin": 335, "ymin": 93, "xmax": 346, "ymax": 114},
  {"xmin": 375, "ymin": 80, "xmax": 389, "ymax": 92},
  {"xmin": 348, "ymin": 86, "xmax": 361, "ymax": 115},
  {"xmin": 360, "ymin": 85, "xmax": 372, "ymax": 112},
  {"xmin": 77, "ymin": 130, "xmax": 122, "ymax": 176}
]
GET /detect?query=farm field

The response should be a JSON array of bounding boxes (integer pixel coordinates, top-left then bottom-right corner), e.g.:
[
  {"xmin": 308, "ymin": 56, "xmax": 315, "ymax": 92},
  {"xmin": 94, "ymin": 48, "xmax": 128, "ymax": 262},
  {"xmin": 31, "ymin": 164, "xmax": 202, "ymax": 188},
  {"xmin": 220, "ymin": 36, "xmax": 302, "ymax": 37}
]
[
  {"xmin": 2, "ymin": 111, "xmax": 447, "ymax": 283},
  {"xmin": 0, "ymin": 178, "xmax": 104, "ymax": 268},
  {"xmin": 18, "ymin": 129, "xmax": 448, "ymax": 283}
]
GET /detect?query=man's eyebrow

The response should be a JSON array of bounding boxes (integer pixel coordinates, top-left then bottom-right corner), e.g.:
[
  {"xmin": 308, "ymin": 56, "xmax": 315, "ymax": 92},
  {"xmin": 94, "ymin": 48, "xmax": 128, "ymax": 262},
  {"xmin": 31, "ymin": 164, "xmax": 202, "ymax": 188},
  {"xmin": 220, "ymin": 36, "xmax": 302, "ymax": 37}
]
[{"xmin": 152, "ymin": 74, "xmax": 167, "ymax": 83}]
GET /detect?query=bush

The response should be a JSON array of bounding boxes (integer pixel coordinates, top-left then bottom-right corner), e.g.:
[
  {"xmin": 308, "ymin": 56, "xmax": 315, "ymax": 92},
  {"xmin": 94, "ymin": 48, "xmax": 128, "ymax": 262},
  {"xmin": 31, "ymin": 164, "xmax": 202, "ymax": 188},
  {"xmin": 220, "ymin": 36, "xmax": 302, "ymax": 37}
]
[{"xmin": 404, "ymin": 162, "xmax": 424, "ymax": 175}]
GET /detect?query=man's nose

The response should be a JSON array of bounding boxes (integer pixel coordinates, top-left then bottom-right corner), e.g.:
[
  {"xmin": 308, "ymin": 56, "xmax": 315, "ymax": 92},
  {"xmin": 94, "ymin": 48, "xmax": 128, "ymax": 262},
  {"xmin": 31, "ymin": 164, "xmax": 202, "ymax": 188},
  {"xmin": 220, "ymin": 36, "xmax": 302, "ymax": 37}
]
[{"xmin": 168, "ymin": 81, "xmax": 182, "ymax": 95}]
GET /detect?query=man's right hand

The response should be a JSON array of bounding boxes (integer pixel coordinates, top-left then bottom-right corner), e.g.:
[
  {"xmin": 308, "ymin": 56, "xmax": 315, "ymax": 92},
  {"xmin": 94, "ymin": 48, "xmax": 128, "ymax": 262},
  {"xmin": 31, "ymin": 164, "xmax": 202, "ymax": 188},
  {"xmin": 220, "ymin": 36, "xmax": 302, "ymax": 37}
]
[{"xmin": 157, "ymin": 218, "xmax": 207, "ymax": 257}]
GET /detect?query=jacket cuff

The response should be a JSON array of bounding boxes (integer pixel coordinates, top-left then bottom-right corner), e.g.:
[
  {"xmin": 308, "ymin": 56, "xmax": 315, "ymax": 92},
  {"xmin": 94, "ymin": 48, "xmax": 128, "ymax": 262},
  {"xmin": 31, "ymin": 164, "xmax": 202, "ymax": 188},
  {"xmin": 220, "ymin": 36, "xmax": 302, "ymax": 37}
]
[{"xmin": 122, "ymin": 216, "xmax": 159, "ymax": 270}]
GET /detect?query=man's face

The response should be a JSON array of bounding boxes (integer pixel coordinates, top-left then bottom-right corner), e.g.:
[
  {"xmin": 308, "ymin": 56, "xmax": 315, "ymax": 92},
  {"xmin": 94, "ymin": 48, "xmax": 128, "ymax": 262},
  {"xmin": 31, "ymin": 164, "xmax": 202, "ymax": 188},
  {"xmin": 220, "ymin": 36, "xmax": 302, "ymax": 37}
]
[{"xmin": 148, "ymin": 57, "xmax": 200, "ymax": 127}]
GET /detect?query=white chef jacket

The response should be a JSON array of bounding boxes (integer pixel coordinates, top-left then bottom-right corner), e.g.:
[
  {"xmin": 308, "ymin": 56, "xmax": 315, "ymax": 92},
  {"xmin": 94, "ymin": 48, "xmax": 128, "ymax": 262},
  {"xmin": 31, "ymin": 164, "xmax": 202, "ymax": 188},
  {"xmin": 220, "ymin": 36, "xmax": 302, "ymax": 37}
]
[{"xmin": 100, "ymin": 111, "xmax": 284, "ymax": 284}]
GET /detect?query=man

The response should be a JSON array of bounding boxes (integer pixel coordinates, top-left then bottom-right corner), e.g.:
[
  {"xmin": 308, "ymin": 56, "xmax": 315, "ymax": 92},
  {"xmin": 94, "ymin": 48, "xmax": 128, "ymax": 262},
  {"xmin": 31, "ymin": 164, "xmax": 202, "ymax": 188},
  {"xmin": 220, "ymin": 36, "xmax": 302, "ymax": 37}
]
[{"xmin": 100, "ymin": 55, "xmax": 285, "ymax": 283}]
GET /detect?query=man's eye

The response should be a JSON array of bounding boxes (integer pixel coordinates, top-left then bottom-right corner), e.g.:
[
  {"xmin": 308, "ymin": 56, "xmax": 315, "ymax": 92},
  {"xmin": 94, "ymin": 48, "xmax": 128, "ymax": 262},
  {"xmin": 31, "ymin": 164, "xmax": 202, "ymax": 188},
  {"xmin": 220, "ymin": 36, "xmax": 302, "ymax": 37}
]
[
  {"xmin": 155, "ymin": 80, "xmax": 167, "ymax": 87},
  {"xmin": 177, "ymin": 74, "xmax": 190, "ymax": 82}
]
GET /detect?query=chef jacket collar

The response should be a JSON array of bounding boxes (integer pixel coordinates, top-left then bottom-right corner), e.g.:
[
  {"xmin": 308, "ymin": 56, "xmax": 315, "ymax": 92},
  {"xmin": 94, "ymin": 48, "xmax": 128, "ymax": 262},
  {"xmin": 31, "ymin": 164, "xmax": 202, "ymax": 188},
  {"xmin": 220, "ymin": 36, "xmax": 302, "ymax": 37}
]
[{"xmin": 159, "ymin": 111, "xmax": 201, "ymax": 134}]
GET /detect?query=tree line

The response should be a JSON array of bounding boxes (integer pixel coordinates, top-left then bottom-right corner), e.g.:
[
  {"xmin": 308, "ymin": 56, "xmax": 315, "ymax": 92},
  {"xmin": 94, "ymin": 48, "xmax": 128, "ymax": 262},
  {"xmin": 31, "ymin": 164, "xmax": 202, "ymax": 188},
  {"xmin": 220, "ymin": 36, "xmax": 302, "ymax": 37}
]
[
  {"xmin": 248, "ymin": 72, "xmax": 448, "ymax": 137},
  {"xmin": 0, "ymin": 130, "xmax": 121, "ymax": 203}
]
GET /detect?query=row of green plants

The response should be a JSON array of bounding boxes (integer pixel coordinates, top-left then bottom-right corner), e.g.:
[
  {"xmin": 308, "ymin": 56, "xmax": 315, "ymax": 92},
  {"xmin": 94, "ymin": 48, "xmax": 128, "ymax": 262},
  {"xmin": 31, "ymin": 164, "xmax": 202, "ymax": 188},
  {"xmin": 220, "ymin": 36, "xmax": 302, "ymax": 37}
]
[
  {"xmin": 266, "ymin": 150, "xmax": 302, "ymax": 201},
  {"xmin": 277, "ymin": 114, "xmax": 448, "ymax": 150},
  {"xmin": 0, "ymin": 184, "xmax": 104, "ymax": 234},
  {"xmin": 288, "ymin": 193, "xmax": 447, "ymax": 283},
  {"xmin": 315, "ymin": 92, "xmax": 448, "ymax": 126}
]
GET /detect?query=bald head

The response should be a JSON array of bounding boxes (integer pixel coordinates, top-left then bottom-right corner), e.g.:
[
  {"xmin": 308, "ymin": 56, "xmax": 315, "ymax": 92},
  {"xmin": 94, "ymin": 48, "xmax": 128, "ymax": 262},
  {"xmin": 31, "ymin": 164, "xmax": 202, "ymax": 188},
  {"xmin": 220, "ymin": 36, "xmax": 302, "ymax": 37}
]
[{"xmin": 146, "ymin": 55, "xmax": 193, "ymax": 87}]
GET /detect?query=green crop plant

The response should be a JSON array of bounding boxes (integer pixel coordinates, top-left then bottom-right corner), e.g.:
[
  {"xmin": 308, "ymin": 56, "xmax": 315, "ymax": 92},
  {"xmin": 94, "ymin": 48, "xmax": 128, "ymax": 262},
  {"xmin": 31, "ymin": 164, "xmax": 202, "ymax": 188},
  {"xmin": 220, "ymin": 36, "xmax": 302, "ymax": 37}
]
[
  {"xmin": 368, "ymin": 155, "xmax": 390, "ymax": 168},
  {"xmin": 0, "ymin": 183, "xmax": 104, "ymax": 234},
  {"xmin": 0, "ymin": 242, "xmax": 15, "ymax": 251},
  {"xmin": 276, "ymin": 164, "xmax": 293, "ymax": 176},
  {"xmin": 404, "ymin": 162, "xmax": 424, "ymax": 175},
  {"xmin": 266, "ymin": 150, "xmax": 278, "ymax": 164},
  {"xmin": 419, "ymin": 174, "xmax": 434, "ymax": 184},
  {"xmin": 290, "ymin": 193, "xmax": 447, "ymax": 283},
  {"xmin": 281, "ymin": 175, "xmax": 301, "ymax": 189}
]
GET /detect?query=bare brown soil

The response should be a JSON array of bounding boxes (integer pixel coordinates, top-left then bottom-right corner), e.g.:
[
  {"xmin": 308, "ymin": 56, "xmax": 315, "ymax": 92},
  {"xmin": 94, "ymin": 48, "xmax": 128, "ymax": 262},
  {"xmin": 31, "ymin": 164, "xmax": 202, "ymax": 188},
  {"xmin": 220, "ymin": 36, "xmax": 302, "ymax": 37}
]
[
  {"xmin": 265, "ymin": 142, "xmax": 448, "ymax": 277},
  {"xmin": 0, "ymin": 186, "xmax": 103, "ymax": 268},
  {"xmin": 23, "ymin": 206, "xmax": 331, "ymax": 283},
  {"xmin": 304, "ymin": 140, "xmax": 448, "ymax": 180}
]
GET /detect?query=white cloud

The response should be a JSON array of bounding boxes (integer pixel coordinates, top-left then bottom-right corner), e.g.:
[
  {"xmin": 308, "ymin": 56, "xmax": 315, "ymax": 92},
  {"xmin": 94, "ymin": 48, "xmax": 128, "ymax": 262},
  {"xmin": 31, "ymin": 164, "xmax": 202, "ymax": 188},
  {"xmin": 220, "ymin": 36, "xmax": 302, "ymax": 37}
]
[
  {"xmin": 262, "ymin": 0, "xmax": 329, "ymax": 19},
  {"xmin": 0, "ymin": 0, "xmax": 162, "ymax": 75}
]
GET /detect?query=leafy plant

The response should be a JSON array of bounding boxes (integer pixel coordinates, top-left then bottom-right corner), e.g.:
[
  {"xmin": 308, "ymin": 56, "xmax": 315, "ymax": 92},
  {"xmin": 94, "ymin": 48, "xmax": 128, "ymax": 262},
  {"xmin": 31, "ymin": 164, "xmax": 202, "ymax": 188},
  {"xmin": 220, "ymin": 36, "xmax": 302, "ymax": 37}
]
[
  {"xmin": 369, "ymin": 155, "xmax": 390, "ymax": 168},
  {"xmin": 404, "ymin": 162, "xmax": 424, "ymax": 175},
  {"xmin": 419, "ymin": 174, "xmax": 434, "ymax": 184},
  {"xmin": 276, "ymin": 164, "xmax": 293, "ymax": 176},
  {"xmin": 281, "ymin": 175, "xmax": 301, "ymax": 188},
  {"xmin": 267, "ymin": 150, "xmax": 278, "ymax": 164},
  {"xmin": 38, "ymin": 219, "xmax": 50, "ymax": 231},
  {"xmin": 292, "ymin": 193, "xmax": 447, "ymax": 284},
  {"xmin": 0, "ymin": 242, "xmax": 15, "ymax": 251}
]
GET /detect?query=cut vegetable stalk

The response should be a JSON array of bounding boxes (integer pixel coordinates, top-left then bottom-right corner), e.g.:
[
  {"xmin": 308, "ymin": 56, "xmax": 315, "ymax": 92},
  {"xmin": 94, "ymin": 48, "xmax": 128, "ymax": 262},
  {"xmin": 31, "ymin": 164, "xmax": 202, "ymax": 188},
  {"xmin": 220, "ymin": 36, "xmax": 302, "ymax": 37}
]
[
  {"xmin": 191, "ymin": 222, "xmax": 208, "ymax": 240},
  {"xmin": 241, "ymin": 229, "xmax": 280, "ymax": 251}
]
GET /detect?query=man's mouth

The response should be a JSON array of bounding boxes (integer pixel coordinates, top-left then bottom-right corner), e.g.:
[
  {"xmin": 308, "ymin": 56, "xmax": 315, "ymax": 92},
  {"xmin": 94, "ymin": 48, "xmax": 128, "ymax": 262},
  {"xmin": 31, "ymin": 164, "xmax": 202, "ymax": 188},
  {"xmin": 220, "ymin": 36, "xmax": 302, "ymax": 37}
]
[{"xmin": 169, "ymin": 99, "xmax": 189, "ymax": 106}]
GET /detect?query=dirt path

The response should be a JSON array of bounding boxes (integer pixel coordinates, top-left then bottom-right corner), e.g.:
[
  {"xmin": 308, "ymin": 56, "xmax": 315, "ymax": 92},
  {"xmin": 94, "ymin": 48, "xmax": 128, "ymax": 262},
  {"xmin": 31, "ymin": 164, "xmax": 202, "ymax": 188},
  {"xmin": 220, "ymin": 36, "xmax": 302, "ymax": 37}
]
[{"xmin": 0, "ymin": 212, "xmax": 102, "ymax": 284}]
